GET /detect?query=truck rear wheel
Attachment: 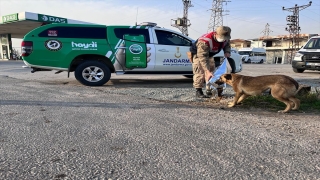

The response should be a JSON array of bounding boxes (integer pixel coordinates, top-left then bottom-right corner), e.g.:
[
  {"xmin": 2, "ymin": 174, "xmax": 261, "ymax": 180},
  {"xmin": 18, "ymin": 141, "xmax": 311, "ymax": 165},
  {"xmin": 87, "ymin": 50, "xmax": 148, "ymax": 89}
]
[{"xmin": 75, "ymin": 61, "xmax": 111, "ymax": 86}]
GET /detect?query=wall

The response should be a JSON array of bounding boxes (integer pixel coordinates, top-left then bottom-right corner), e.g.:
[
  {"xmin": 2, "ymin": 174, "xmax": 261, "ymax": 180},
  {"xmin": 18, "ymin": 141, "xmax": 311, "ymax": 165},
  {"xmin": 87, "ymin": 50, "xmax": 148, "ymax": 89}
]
[{"xmin": 262, "ymin": 36, "xmax": 311, "ymax": 64}]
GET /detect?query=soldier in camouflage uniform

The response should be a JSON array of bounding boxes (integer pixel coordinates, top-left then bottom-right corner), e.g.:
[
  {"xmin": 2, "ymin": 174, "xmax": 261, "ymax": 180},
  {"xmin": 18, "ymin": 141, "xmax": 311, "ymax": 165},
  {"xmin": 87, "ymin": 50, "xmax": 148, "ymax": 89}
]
[{"xmin": 190, "ymin": 26, "xmax": 232, "ymax": 98}]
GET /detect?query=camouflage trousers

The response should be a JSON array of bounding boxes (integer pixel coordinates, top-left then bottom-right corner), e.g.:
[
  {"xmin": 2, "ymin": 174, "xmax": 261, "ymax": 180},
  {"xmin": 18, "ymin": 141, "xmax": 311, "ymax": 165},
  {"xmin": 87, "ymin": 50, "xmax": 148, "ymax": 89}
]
[{"xmin": 192, "ymin": 55, "xmax": 215, "ymax": 90}]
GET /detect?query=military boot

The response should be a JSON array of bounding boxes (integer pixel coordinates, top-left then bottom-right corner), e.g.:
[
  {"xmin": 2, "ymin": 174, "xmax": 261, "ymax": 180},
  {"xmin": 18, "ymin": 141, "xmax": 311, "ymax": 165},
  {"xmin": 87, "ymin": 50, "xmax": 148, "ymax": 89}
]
[{"xmin": 196, "ymin": 88, "xmax": 208, "ymax": 98}]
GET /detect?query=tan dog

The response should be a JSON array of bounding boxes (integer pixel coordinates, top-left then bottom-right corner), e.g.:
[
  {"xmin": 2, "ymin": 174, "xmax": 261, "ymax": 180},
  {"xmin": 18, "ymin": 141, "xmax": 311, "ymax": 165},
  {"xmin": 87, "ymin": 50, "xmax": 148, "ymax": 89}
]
[{"xmin": 219, "ymin": 73, "xmax": 301, "ymax": 113}]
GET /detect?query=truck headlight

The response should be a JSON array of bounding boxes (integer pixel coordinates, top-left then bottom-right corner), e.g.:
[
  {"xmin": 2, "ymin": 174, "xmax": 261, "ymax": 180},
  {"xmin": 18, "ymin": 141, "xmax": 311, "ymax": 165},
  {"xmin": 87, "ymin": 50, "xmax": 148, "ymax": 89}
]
[{"xmin": 293, "ymin": 52, "xmax": 304, "ymax": 61}]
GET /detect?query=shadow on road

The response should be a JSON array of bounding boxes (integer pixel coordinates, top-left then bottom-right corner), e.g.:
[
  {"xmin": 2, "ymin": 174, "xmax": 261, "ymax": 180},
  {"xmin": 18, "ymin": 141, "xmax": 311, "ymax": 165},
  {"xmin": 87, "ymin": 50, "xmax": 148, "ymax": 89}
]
[{"xmin": 104, "ymin": 78, "xmax": 193, "ymax": 88}]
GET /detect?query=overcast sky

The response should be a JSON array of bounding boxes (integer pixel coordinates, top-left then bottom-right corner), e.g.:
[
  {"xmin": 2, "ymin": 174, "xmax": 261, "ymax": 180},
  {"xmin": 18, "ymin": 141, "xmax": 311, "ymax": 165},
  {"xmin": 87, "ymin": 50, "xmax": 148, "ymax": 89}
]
[{"xmin": 0, "ymin": 0, "xmax": 319, "ymax": 48}]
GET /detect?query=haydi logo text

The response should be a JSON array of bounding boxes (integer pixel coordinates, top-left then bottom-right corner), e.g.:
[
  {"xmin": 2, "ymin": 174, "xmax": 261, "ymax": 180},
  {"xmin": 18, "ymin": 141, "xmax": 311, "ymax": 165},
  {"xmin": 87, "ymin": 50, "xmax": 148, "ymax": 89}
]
[{"xmin": 71, "ymin": 41, "xmax": 97, "ymax": 50}]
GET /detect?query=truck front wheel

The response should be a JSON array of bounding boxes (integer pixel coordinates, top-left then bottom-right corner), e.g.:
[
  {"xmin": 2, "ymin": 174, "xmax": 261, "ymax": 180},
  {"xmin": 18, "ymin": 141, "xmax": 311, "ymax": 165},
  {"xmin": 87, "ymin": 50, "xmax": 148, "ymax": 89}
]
[
  {"xmin": 292, "ymin": 68, "xmax": 304, "ymax": 73},
  {"xmin": 75, "ymin": 61, "xmax": 111, "ymax": 86}
]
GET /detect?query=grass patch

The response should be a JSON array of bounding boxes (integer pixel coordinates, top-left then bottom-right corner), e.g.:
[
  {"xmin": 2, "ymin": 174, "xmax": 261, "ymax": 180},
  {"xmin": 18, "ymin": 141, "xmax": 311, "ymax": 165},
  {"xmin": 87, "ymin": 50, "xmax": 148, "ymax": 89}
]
[{"xmin": 240, "ymin": 92, "xmax": 320, "ymax": 113}]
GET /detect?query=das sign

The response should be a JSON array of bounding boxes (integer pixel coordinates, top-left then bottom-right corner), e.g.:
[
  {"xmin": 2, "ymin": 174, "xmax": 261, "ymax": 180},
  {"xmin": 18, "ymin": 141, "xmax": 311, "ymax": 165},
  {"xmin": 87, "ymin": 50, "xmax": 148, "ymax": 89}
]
[
  {"xmin": 38, "ymin": 14, "xmax": 68, "ymax": 23},
  {"xmin": 2, "ymin": 13, "xmax": 18, "ymax": 23}
]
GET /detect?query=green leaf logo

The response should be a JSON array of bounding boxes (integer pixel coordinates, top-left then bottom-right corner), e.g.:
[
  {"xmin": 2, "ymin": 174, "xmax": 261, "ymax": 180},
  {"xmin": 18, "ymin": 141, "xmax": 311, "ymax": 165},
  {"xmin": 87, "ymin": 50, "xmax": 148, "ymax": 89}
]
[{"xmin": 129, "ymin": 44, "xmax": 143, "ymax": 54}]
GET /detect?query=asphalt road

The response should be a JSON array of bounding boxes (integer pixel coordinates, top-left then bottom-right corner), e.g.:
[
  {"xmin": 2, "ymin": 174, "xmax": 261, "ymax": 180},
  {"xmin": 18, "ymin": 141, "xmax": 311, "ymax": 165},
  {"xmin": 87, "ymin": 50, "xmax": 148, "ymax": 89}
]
[{"xmin": 0, "ymin": 61, "xmax": 319, "ymax": 179}]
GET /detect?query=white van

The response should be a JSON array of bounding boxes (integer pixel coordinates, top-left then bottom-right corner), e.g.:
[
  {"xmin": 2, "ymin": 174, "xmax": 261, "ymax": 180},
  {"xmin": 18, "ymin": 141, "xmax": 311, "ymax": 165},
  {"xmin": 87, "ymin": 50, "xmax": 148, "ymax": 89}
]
[
  {"xmin": 238, "ymin": 47, "xmax": 266, "ymax": 63},
  {"xmin": 292, "ymin": 35, "xmax": 320, "ymax": 73}
]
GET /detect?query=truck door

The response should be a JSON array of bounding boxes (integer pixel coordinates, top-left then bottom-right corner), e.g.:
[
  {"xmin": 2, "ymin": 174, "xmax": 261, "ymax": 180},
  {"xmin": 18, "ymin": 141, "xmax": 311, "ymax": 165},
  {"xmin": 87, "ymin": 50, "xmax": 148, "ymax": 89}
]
[
  {"xmin": 154, "ymin": 30, "xmax": 192, "ymax": 71},
  {"xmin": 110, "ymin": 27, "xmax": 156, "ymax": 71},
  {"xmin": 123, "ymin": 34, "xmax": 147, "ymax": 68}
]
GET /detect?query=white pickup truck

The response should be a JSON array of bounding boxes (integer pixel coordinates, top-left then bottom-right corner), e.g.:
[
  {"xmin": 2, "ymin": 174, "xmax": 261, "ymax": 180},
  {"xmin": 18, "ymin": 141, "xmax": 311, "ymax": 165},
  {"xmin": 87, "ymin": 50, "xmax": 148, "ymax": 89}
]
[{"xmin": 22, "ymin": 21, "xmax": 242, "ymax": 86}]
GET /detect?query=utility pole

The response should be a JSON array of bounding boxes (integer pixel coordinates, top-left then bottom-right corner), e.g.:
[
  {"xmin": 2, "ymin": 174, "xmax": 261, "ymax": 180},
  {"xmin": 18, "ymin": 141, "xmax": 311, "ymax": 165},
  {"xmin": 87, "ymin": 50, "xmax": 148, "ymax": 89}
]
[
  {"xmin": 207, "ymin": 0, "xmax": 230, "ymax": 32},
  {"xmin": 283, "ymin": 1, "xmax": 312, "ymax": 64},
  {"xmin": 259, "ymin": 23, "xmax": 272, "ymax": 48},
  {"xmin": 171, "ymin": 0, "xmax": 193, "ymax": 36},
  {"xmin": 261, "ymin": 23, "xmax": 273, "ymax": 39}
]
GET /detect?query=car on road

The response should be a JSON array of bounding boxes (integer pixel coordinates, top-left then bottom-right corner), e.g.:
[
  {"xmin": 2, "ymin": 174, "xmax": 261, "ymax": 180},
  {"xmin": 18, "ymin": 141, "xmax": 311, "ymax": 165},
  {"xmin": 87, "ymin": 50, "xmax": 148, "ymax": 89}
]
[
  {"xmin": 238, "ymin": 47, "xmax": 266, "ymax": 64},
  {"xmin": 21, "ymin": 22, "xmax": 242, "ymax": 86},
  {"xmin": 292, "ymin": 35, "xmax": 320, "ymax": 73}
]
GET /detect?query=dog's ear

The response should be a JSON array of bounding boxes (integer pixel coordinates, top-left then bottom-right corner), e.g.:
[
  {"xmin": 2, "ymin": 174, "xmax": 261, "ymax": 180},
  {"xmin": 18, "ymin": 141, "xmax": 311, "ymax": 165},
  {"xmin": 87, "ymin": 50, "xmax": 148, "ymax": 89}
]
[{"xmin": 225, "ymin": 74, "xmax": 232, "ymax": 80}]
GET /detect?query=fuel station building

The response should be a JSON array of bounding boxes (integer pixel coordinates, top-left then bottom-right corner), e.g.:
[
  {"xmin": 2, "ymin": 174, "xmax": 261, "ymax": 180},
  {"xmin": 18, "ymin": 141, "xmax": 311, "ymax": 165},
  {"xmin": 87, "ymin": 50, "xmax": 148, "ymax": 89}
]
[{"xmin": 0, "ymin": 11, "xmax": 96, "ymax": 60}]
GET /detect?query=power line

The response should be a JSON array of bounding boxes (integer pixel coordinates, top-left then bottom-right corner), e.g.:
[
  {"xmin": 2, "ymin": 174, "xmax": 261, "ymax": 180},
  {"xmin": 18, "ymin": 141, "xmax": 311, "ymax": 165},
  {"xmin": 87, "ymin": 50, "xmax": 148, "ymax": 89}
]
[
  {"xmin": 207, "ymin": 0, "xmax": 230, "ymax": 32},
  {"xmin": 261, "ymin": 23, "xmax": 273, "ymax": 38}
]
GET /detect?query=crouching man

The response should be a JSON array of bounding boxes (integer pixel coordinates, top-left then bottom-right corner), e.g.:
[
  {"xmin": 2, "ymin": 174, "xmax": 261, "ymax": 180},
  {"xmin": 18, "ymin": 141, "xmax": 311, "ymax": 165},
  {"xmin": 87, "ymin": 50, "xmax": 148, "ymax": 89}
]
[{"xmin": 190, "ymin": 26, "xmax": 232, "ymax": 98}]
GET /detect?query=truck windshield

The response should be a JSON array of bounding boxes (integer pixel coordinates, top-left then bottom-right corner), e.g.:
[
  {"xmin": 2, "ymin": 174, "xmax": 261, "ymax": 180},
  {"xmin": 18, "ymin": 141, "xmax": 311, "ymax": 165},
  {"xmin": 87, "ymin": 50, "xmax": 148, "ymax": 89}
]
[{"xmin": 304, "ymin": 38, "xmax": 320, "ymax": 49}]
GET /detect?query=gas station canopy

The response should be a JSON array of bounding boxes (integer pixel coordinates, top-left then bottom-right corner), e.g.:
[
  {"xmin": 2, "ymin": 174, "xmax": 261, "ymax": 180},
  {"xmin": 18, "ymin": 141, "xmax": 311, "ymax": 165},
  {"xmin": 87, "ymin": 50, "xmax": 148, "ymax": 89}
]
[
  {"xmin": 0, "ymin": 11, "xmax": 97, "ymax": 38},
  {"xmin": 0, "ymin": 11, "xmax": 97, "ymax": 60}
]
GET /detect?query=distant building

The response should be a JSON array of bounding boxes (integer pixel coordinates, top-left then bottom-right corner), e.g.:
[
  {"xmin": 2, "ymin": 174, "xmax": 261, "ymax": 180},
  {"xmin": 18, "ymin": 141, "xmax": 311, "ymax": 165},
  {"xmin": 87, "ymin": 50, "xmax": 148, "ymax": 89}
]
[
  {"xmin": 230, "ymin": 39, "xmax": 251, "ymax": 49},
  {"xmin": 231, "ymin": 34, "xmax": 319, "ymax": 64}
]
